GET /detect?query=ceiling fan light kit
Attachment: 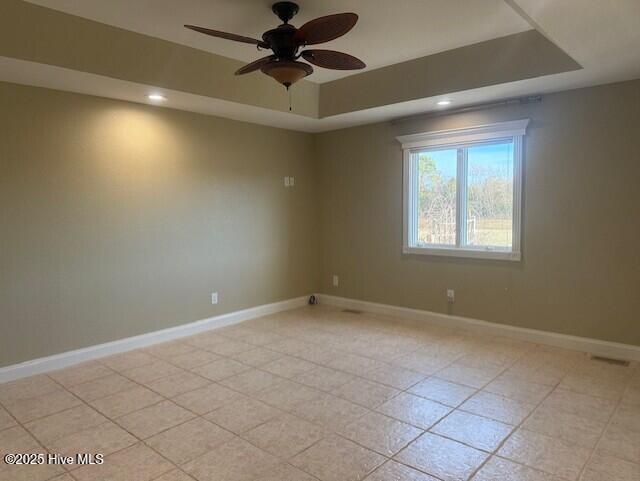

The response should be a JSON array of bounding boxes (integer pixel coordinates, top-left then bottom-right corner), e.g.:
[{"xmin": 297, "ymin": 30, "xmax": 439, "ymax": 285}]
[{"xmin": 185, "ymin": 1, "xmax": 365, "ymax": 90}]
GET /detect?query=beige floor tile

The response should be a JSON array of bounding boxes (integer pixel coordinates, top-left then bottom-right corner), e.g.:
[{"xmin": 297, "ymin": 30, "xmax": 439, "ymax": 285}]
[
  {"xmin": 0, "ymin": 406, "xmax": 16, "ymax": 431},
  {"xmin": 558, "ymin": 372, "xmax": 627, "ymax": 400},
  {"xmin": 216, "ymin": 326, "xmax": 258, "ymax": 339},
  {"xmin": 251, "ymin": 463, "xmax": 319, "ymax": 481},
  {"xmin": 0, "ymin": 461, "xmax": 64, "ymax": 481},
  {"xmin": 597, "ymin": 422, "xmax": 640, "ymax": 464},
  {"xmin": 0, "ymin": 425, "xmax": 41, "ymax": 456},
  {"xmin": 571, "ymin": 359, "xmax": 635, "ymax": 383},
  {"xmin": 204, "ymin": 339, "xmax": 255, "ymax": 356},
  {"xmin": 293, "ymin": 366, "xmax": 356, "ymax": 392},
  {"xmin": 361, "ymin": 365, "xmax": 425, "ymax": 390},
  {"xmin": 146, "ymin": 371, "xmax": 211, "ymax": 398},
  {"xmin": 484, "ymin": 375, "xmax": 553, "ymax": 404},
  {"xmin": 3, "ymin": 308, "xmax": 627, "ymax": 481},
  {"xmin": 502, "ymin": 363, "xmax": 567, "ymax": 387},
  {"xmin": 218, "ymin": 369, "xmax": 283, "ymax": 395},
  {"xmin": 183, "ymin": 436, "xmax": 279, "ymax": 481},
  {"xmin": 89, "ymin": 385, "xmax": 163, "ymax": 418},
  {"xmin": 68, "ymin": 373, "xmax": 137, "ymax": 402},
  {"xmin": 25, "ymin": 405, "xmax": 107, "ymax": 444},
  {"xmin": 611, "ymin": 402, "xmax": 640, "ymax": 433},
  {"xmin": 295, "ymin": 345, "xmax": 344, "ymax": 365},
  {"xmin": 172, "ymin": 383, "xmax": 244, "ymax": 415},
  {"xmin": 169, "ymin": 349, "xmax": 222, "ymax": 370},
  {"xmin": 147, "ymin": 418, "xmax": 234, "ymax": 465},
  {"xmin": 72, "ymin": 442, "xmax": 174, "ymax": 481},
  {"xmin": 435, "ymin": 363, "xmax": 503, "ymax": 389},
  {"xmin": 363, "ymin": 460, "xmax": 440, "ymax": 481},
  {"xmin": 242, "ymin": 414, "xmax": 327, "ymax": 459},
  {"xmin": 456, "ymin": 349, "xmax": 522, "ymax": 370},
  {"xmin": 431, "ymin": 410, "xmax": 513, "ymax": 452},
  {"xmin": 230, "ymin": 347, "xmax": 283, "ymax": 367},
  {"xmin": 46, "ymin": 420, "xmax": 137, "ymax": 459},
  {"xmin": 290, "ymin": 434, "xmax": 385, "ymax": 481},
  {"xmin": 123, "ymin": 360, "xmax": 184, "ymax": 384},
  {"xmin": 472, "ymin": 456, "xmax": 554, "ymax": 481},
  {"xmin": 48, "ymin": 475, "xmax": 77, "ymax": 481},
  {"xmin": 265, "ymin": 338, "xmax": 315, "ymax": 356},
  {"xmin": 261, "ymin": 356, "xmax": 317, "ymax": 379},
  {"xmin": 621, "ymin": 384, "xmax": 640, "ymax": 407},
  {"xmin": 154, "ymin": 470, "xmax": 197, "ymax": 481},
  {"xmin": 100, "ymin": 350, "xmax": 156, "ymax": 372},
  {"xmin": 0, "ymin": 375, "xmax": 60, "ymax": 404},
  {"xmin": 497, "ymin": 428, "xmax": 591, "ymax": 480},
  {"xmin": 581, "ymin": 453, "xmax": 640, "ymax": 481},
  {"xmin": 460, "ymin": 391, "xmax": 536, "ymax": 425},
  {"xmin": 521, "ymin": 404, "xmax": 606, "ymax": 448},
  {"xmin": 392, "ymin": 350, "xmax": 456, "ymax": 375},
  {"xmin": 395, "ymin": 432, "xmax": 488, "ymax": 481},
  {"xmin": 255, "ymin": 379, "xmax": 322, "ymax": 411},
  {"xmin": 331, "ymin": 377, "xmax": 400, "ymax": 409},
  {"xmin": 3, "ymin": 388, "xmax": 82, "ymax": 423},
  {"xmin": 408, "ymin": 377, "xmax": 476, "ymax": 408},
  {"xmin": 0, "ymin": 429, "xmax": 64, "ymax": 481},
  {"xmin": 49, "ymin": 362, "xmax": 113, "ymax": 387},
  {"xmin": 191, "ymin": 359, "xmax": 251, "ymax": 382},
  {"xmin": 538, "ymin": 389, "xmax": 617, "ymax": 423},
  {"xmin": 325, "ymin": 353, "xmax": 387, "ymax": 376},
  {"xmin": 338, "ymin": 411, "xmax": 422, "ymax": 456},
  {"xmin": 204, "ymin": 397, "xmax": 281, "ymax": 434},
  {"xmin": 145, "ymin": 341, "xmax": 196, "ymax": 359},
  {"xmin": 116, "ymin": 400, "xmax": 195, "ymax": 439},
  {"xmin": 376, "ymin": 392, "xmax": 451, "ymax": 429},
  {"xmin": 233, "ymin": 330, "xmax": 286, "ymax": 347},
  {"xmin": 291, "ymin": 393, "xmax": 369, "ymax": 430}
]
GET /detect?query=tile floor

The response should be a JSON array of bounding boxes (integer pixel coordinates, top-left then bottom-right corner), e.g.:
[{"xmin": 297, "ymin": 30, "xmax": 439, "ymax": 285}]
[{"xmin": 1, "ymin": 305, "xmax": 638, "ymax": 481}]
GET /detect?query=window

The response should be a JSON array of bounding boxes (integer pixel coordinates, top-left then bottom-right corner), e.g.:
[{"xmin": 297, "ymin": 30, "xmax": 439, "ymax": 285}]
[{"xmin": 397, "ymin": 119, "xmax": 528, "ymax": 260}]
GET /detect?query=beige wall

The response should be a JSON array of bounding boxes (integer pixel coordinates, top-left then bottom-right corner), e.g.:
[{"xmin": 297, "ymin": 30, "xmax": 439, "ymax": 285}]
[
  {"xmin": 0, "ymin": 82, "xmax": 319, "ymax": 367},
  {"xmin": 2, "ymin": 78, "xmax": 639, "ymax": 368},
  {"xmin": 316, "ymin": 79, "xmax": 640, "ymax": 346}
]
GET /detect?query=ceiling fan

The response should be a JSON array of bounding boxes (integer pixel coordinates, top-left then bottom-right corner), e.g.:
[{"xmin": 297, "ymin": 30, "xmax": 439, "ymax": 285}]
[{"xmin": 185, "ymin": 1, "xmax": 365, "ymax": 89}]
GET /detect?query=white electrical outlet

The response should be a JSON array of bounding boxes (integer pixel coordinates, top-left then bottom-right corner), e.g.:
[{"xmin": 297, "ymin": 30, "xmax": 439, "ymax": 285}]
[
  {"xmin": 284, "ymin": 177, "xmax": 290, "ymax": 187},
  {"xmin": 289, "ymin": 176, "xmax": 295, "ymax": 186},
  {"xmin": 332, "ymin": 275, "xmax": 339, "ymax": 287},
  {"xmin": 447, "ymin": 289, "xmax": 455, "ymax": 303},
  {"xmin": 211, "ymin": 292, "xmax": 218, "ymax": 305}
]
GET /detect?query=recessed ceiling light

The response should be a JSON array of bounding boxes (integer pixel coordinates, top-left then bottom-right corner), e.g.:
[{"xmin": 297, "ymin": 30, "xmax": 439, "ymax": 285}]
[
  {"xmin": 437, "ymin": 100, "xmax": 452, "ymax": 106},
  {"xmin": 147, "ymin": 94, "xmax": 166, "ymax": 102}
]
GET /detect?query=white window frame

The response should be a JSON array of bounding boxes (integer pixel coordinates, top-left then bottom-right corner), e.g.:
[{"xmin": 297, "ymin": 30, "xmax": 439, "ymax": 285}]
[{"xmin": 397, "ymin": 119, "xmax": 529, "ymax": 261}]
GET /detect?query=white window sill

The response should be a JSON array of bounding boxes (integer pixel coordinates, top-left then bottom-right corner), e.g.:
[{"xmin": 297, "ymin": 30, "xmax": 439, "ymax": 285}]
[{"xmin": 403, "ymin": 245, "xmax": 521, "ymax": 261}]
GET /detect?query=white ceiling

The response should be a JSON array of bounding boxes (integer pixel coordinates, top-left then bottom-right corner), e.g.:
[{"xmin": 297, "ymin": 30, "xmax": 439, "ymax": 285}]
[
  {"xmin": 24, "ymin": 0, "xmax": 531, "ymax": 83},
  {"xmin": 6, "ymin": 0, "xmax": 640, "ymax": 132}
]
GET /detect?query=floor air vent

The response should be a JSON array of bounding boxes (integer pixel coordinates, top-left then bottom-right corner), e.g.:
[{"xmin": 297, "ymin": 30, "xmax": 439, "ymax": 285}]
[
  {"xmin": 589, "ymin": 355, "xmax": 630, "ymax": 366},
  {"xmin": 342, "ymin": 309, "xmax": 363, "ymax": 314}
]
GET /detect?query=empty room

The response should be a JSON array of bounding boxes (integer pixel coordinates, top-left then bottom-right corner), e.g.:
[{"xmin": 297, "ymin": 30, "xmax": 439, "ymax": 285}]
[{"xmin": 1, "ymin": 1, "xmax": 639, "ymax": 481}]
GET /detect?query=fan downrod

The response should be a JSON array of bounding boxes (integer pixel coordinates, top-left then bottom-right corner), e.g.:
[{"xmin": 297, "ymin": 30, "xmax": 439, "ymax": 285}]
[{"xmin": 272, "ymin": 2, "xmax": 299, "ymax": 24}]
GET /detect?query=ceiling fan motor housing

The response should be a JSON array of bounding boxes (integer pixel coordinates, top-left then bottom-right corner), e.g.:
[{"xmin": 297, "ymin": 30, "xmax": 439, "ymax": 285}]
[{"xmin": 262, "ymin": 24, "xmax": 299, "ymax": 59}]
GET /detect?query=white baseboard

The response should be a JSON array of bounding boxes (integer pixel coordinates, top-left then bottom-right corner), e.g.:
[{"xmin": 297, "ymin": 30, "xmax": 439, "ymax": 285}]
[
  {"xmin": 316, "ymin": 294, "xmax": 640, "ymax": 362},
  {"xmin": 0, "ymin": 296, "xmax": 311, "ymax": 383}
]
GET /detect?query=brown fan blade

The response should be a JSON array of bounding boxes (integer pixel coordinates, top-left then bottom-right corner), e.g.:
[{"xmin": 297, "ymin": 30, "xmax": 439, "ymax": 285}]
[
  {"xmin": 185, "ymin": 25, "xmax": 269, "ymax": 48},
  {"xmin": 294, "ymin": 13, "xmax": 358, "ymax": 45},
  {"xmin": 301, "ymin": 50, "xmax": 365, "ymax": 70},
  {"xmin": 235, "ymin": 56, "xmax": 277, "ymax": 75}
]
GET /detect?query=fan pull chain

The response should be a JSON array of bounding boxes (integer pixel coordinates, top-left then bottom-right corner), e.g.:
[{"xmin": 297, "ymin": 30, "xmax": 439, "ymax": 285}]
[{"xmin": 288, "ymin": 87, "xmax": 292, "ymax": 112}]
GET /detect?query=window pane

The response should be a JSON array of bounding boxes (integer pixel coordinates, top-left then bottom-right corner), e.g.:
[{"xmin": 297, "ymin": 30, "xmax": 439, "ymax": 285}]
[
  {"xmin": 466, "ymin": 142, "xmax": 514, "ymax": 248},
  {"xmin": 416, "ymin": 149, "xmax": 457, "ymax": 246}
]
